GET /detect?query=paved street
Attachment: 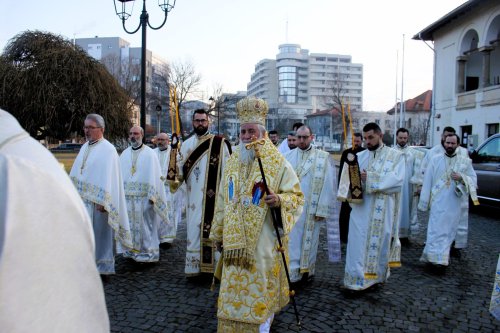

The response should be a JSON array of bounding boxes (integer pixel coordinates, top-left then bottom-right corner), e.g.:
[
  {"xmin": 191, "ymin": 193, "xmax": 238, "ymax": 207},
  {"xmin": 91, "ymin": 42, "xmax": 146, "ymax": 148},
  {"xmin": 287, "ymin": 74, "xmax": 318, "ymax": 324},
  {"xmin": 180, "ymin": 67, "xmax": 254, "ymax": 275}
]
[{"xmin": 105, "ymin": 208, "xmax": 500, "ymax": 332}]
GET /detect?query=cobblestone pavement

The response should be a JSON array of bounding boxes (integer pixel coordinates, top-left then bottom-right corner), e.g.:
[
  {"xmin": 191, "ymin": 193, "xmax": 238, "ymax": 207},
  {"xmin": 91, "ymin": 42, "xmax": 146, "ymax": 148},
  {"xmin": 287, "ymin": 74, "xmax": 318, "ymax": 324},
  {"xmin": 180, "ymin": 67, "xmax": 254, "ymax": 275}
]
[{"xmin": 105, "ymin": 208, "xmax": 500, "ymax": 332}]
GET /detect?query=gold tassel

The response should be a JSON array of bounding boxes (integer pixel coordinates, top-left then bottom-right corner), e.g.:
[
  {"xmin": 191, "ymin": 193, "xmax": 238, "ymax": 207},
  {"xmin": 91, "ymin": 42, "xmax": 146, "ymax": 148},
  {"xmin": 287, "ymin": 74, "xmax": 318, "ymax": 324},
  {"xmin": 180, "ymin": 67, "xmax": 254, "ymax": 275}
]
[
  {"xmin": 364, "ymin": 273, "xmax": 378, "ymax": 279},
  {"xmin": 389, "ymin": 238, "xmax": 401, "ymax": 268}
]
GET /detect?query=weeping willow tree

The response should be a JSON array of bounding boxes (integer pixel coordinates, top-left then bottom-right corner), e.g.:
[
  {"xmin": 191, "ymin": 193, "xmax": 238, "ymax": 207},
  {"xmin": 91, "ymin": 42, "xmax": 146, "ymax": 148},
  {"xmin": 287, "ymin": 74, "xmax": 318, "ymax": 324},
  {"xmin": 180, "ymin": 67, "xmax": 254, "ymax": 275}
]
[{"xmin": 0, "ymin": 30, "xmax": 132, "ymax": 141}]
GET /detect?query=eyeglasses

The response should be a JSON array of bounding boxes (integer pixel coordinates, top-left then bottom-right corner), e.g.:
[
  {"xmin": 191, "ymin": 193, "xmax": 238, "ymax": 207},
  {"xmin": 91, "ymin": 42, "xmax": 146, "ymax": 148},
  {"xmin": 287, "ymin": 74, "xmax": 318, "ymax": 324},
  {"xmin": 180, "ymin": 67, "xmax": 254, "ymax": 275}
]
[
  {"xmin": 83, "ymin": 126, "xmax": 101, "ymax": 130},
  {"xmin": 296, "ymin": 135, "xmax": 311, "ymax": 140},
  {"xmin": 193, "ymin": 119, "xmax": 208, "ymax": 124}
]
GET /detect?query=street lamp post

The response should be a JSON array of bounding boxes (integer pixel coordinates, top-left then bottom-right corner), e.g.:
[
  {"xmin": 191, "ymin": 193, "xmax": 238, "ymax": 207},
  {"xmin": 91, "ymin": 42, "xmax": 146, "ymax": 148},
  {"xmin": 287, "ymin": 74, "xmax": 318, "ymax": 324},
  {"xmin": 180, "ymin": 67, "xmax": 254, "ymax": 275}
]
[{"xmin": 114, "ymin": 0, "xmax": 176, "ymax": 131}]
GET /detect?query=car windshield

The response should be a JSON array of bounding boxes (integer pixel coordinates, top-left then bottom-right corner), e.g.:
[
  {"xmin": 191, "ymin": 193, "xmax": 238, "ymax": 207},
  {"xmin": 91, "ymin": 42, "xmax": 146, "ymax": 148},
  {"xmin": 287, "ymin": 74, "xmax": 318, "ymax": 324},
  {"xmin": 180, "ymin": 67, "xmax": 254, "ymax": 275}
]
[{"xmin": 477, "ymin": 136, "xmax": 500, "ymax": 162}]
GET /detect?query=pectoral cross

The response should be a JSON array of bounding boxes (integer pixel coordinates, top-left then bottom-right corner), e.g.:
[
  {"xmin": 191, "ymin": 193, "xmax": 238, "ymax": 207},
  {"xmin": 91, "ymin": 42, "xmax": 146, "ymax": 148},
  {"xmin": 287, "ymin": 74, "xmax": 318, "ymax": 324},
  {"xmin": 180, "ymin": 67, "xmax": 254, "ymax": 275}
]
[{"xmin": 131, "ymin": 165, "xmax": 136, "ymax": 176}]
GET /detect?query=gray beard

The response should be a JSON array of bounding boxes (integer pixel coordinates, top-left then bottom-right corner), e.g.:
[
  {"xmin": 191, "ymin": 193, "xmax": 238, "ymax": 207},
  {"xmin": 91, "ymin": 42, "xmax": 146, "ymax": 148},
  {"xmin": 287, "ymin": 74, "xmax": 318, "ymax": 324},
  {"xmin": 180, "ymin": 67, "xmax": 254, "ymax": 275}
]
[
  {"xmin": 239, "ymin": 141, "xmax": 256, "ymax": 164},
  {"xmin": 130, "ymin": 138, "xmax": 142, "ymax": 148}
]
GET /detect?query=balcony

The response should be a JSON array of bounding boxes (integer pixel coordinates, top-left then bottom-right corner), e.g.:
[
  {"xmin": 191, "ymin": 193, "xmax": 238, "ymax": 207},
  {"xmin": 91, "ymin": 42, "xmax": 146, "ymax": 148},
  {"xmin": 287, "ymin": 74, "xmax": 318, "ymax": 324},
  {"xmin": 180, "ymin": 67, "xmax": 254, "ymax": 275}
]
[
  {"xmin": 456, "ymin": 91, "xmax": 476, "ymax": 110},
  {"xmin": 457, "ymin": 84, "xmax": 500, "ymax": 110},
  {"xmin": 480, "ymin": 84, "xmax": 500, "ymax": 106}
]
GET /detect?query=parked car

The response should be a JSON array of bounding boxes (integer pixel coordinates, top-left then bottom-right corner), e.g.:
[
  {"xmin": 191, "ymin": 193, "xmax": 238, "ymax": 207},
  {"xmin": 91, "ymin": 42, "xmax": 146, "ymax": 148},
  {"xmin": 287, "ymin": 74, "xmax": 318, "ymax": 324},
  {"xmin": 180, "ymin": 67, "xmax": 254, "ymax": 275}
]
[
  {"xmin": 469, "ymin": 133, "xmax": 500, "ymax": 209},
  {"xmin": 49, "ymin": 143, "xmax": 83, "ymax": 152}
]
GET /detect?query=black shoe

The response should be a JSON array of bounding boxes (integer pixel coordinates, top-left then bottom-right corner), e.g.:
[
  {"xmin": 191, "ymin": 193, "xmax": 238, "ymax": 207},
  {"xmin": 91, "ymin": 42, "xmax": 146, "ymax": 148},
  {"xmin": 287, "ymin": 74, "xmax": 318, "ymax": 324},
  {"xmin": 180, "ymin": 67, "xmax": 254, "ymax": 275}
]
[
  {"xmin": 160, "ymin": 242, "xmax": 173, "ymax": 249},
  {"xmin": 400, "ymin": 237, "xmax": 410, "ymax": 247},
  {"xmin": 426, "ymin": 263, "xmax": 447, "ymax": 275},
  {"xmin": 100, "ymin": 274, "xmax": 111, "ymax": 283},
  {"xmin": 340, "ymin": 285, "xmax": 365, "ymax": 297},
  {"xmin": 450, "ymin": 247, "xmax": 462, "ymax": 259},
  {"xmin": 290, "ymin": 281, "xmax": 302, "ymax": 291}
]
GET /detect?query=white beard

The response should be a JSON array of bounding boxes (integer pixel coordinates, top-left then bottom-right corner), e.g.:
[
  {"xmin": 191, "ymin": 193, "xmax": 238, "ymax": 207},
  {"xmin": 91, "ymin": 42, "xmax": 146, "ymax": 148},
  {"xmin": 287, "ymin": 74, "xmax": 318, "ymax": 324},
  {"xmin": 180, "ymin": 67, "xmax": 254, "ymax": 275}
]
[
  {"xmin": 130, "ymin": 138, "xmax": 142, "ymax": 148},
  {"xmin": 239, "ymin": 141, "xmax": 256, "ymax": 165}
]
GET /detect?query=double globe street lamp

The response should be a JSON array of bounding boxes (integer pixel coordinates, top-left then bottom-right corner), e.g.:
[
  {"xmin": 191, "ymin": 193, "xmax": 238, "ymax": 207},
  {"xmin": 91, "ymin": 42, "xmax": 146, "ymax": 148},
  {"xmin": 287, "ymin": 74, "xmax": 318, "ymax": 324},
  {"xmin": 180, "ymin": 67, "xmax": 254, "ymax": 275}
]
[{"xmin": 113, "ymin": 0, "xmax": 176, "ymax": 131}]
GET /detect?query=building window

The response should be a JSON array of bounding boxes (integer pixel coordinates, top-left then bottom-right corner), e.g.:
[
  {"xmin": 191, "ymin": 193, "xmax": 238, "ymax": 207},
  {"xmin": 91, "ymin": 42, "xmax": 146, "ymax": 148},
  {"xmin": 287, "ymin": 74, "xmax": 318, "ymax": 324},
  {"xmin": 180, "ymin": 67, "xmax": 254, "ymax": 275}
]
[
  {"xmin": 278, "ymin": 66, "xmax": 297, "ymax": 104},
  {"xmin": 487, "ymin": 123, "xmax": 499, "ymax": 137},
  {"xmin": 279, "ymin": 45, "xmax": 300, "ymax": 54}
]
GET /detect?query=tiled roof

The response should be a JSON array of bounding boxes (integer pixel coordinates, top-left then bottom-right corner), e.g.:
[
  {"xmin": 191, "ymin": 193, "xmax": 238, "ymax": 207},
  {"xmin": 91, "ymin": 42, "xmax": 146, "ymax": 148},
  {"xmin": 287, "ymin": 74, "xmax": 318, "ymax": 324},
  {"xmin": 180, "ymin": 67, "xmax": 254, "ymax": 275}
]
[
  {"xmin": 306, "ymin": 108, "xmax": 342, "ymax": 118},
  {"xmin": 387, "ymin": 90, "xmax": 432, "ymax": 115}
]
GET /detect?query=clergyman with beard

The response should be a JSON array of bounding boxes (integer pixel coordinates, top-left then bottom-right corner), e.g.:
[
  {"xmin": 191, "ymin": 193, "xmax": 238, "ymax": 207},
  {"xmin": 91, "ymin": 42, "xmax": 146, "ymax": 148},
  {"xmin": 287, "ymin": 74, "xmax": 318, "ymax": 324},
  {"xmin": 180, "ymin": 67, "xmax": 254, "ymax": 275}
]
[
  {"xmin": 418, "ymin": 134, "xmax": 478, "ymax": 271},
  {"xmin": 340, "ymin": 122, "xmax": 405, "ymax": 291},
  {"xmin": 286, "ymin": 131, "xmax": 298, "ymax": 151},
  {"xmin": 154, "ymin": 133, "xmax": 185, "ymax": 247},
  {"xmin": 70, "ymin": 114, "xmax": 132, "ymax": 279},
  {"xmin": 418, "ymin": 126, "xmax": 471, "ymax": 258},
  {"xmin": 177, "ymin": 109, "xmax": 232, "ymax": 278},
  {"xmin": 209, "ymin": 96, "xmax": 303, "ymax": 332},
  {"xmin": 119, "ymin": 125, "xmax": 171, "ymax": 263}
]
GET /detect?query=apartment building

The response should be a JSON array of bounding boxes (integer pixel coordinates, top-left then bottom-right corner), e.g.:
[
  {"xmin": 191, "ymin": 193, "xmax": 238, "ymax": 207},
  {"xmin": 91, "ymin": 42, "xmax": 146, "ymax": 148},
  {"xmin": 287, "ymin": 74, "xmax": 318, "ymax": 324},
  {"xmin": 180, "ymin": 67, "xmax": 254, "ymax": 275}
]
[{"xmin": 247, "ymin": 43, "xmax": 363, "ymax": 133}]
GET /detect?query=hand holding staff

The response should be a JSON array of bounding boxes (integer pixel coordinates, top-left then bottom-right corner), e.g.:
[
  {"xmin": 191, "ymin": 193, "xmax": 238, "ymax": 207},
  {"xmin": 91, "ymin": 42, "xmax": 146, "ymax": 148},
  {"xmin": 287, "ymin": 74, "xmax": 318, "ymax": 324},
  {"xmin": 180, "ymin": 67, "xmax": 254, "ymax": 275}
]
[{"xmin": 245, "ymin": 137, "xmax": 301, "ymax": 329}]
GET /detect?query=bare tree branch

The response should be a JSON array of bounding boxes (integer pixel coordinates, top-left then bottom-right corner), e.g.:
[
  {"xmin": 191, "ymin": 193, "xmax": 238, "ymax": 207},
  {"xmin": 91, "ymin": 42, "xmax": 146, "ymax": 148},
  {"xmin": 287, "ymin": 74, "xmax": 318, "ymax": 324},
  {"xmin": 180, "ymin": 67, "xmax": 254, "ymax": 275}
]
[{"xmin": 168, "ymin": 59, "xmax": 202, "ymax": 139}]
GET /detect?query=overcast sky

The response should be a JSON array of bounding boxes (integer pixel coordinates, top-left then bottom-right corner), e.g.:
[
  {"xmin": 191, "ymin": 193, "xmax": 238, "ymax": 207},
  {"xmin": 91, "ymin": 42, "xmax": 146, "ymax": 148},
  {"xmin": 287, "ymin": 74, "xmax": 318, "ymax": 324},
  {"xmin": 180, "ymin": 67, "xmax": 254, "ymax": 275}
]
[{"xmin": 0, "ymin": 0, "xmax": 468, "ymax": 111}]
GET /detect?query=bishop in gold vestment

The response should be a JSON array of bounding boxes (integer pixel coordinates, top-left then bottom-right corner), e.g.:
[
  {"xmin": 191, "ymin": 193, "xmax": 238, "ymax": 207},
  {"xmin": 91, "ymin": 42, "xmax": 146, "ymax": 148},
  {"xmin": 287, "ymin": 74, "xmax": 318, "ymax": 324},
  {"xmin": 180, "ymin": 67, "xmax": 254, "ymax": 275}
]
[{"xmin": 210, "ymin": 97, "xmax": 303, "ymax": 332}]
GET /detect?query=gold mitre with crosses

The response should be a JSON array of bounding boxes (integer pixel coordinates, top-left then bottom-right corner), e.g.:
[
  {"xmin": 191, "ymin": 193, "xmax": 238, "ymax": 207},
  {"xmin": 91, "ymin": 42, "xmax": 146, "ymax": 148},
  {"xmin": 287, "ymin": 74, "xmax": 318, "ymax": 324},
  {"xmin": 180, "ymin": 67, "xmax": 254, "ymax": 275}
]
[{"xmin": 236, "ymin": 96, "xmax": 268, "ymax": 125}]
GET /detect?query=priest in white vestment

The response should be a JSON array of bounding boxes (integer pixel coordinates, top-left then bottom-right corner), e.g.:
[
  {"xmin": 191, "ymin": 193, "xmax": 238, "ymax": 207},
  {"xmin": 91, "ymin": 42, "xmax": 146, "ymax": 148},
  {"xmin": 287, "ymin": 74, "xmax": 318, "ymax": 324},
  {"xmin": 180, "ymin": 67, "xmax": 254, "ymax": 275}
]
[
  {"xmin": 419, "ymin": 126, "xmax": 472, "ymax": 255},
  {"xmin": 285, "ymin": 125, "xmax": 340, "ymax": 284},
  {"xmin": 418, "ymin": 134, "xmax": 478, "ymax": 267},
  {"xmin": 178, "ymin": 109, "xmax": 231, "ymax": 276},
  {"xmin": 210, "ymin": 97, "xmax": 304, "ymax": 332},
  {"xmin": 154, "ymin": 132, "xmax": 185, "ymax": 245},
  {"xmin": 70, "ymin": 114, "xmax": 132, "ymax": 274},
  {"xmin": 120, "ymin": 126, "xmax": 171, "ymax": 262},
  {"xmin": 0, "ymin": 109, "xmax": 109, "ymax": 332},
  {"xmin": 277, "ymin": 123, "xmax": 303, "ymax": 155},
  {"xmin": 338, "ymin": 122, "xmax": 404, "ymax": 291},
  {"xmin": 394, "ymin": 128, "xmax": 425, "ymax": 242}
]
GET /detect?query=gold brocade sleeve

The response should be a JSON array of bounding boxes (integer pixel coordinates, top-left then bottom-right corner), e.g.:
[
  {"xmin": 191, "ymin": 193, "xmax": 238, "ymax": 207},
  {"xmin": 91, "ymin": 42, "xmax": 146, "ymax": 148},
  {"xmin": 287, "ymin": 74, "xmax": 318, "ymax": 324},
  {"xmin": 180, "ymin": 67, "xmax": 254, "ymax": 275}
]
[
  {"xmin": 277, "ymin": 161, "xmax": 304, "ymax": 236},
  {"xmin": 209, "ymin": 176, "xmax": 226, "ymax": 243}
]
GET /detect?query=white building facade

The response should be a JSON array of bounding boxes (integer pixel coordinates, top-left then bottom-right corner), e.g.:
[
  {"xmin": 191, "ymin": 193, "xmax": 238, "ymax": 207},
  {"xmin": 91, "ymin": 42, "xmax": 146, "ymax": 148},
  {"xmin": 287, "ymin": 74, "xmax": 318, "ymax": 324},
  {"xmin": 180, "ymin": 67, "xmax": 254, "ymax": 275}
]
[{"xmin": 414, "ymin": 0, "xmax": 500, "ymax": 148}]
